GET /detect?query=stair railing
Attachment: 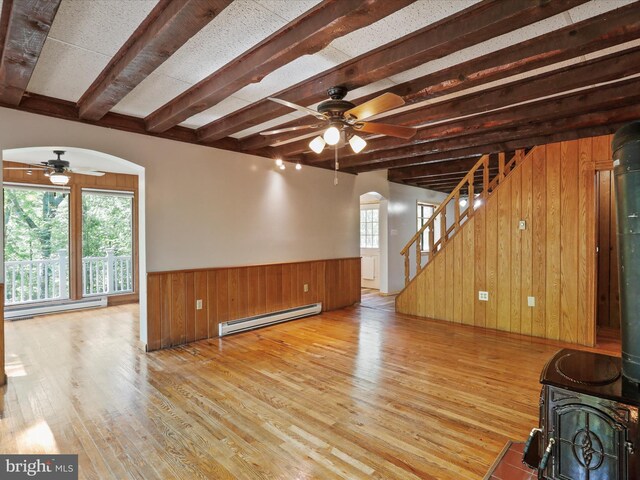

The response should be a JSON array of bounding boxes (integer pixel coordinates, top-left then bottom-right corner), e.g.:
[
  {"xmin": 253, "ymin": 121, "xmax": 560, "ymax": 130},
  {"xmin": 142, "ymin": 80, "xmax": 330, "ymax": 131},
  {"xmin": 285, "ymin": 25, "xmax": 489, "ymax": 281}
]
[{"xmin": 401, "ymin": 149, "xmax": 525, "ymax": 286}]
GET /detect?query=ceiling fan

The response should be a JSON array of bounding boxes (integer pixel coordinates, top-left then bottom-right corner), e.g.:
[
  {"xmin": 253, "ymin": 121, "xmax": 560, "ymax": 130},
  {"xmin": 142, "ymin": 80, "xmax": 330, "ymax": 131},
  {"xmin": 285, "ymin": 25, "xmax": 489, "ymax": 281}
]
[
  {"xmin": 4, "ymin": 150, "xmax": 105, "ymax": 185},
  {"xmin": 261, "ymin": 86, "xmax": 417, "ymax": 154}
]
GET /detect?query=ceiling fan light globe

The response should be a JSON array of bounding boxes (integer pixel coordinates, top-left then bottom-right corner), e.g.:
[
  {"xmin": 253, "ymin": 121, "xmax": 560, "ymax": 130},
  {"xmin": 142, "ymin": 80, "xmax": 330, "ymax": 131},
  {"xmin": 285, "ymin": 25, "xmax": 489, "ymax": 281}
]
[
  {"xmin": 349, "ymin": 134, "xmax": 367, "ymax": 153},
  {"xmin": 309, "ymin": 136, "xmax": 326, "ymax": 154},
  {"xmin": 50, "ymin": 173, "xmax": 69, "ymax": 185},
  {"xmin": 323, "ymin": 126, "xmax": 341, "ymax": 146}
]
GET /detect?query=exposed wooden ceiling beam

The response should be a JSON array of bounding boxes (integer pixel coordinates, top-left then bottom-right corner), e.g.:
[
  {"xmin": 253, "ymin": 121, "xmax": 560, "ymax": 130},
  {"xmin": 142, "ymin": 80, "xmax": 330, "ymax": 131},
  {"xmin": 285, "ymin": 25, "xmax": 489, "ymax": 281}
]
[
  {"xmin": 77, "ymin": 0, "xmax": 232, "ymax": 121},
  {"xmin": 0, "ymin": 0, "xmax": 61, "ymax": 105},
  {"xmin": 337, "ymin": 102, "xmax": 640, "ymax": 170},
  {"xmin": 240, "ymin": 1, "xmax": 640, "ymax": 151},
  {"xmin": 144, "ymin": 0, "xmax": 416, "ymax": 133},
  {"xmin": 302, "ymin": 50, "xmax": 640, "ymax": 164},
  {"xmin": 6, "ymin": 92, "xmax": 240, "ymax": 151},
  {"xmin": 197, "ymin": 0, "xmax": 588, "ymax": 142},
  {"xmin": 350, "ymin": 121, "xmax": 626, "ymax": 173},
  {"xmin": 388, "ymin": 158, "xmax": 489, "ymax": 181}
]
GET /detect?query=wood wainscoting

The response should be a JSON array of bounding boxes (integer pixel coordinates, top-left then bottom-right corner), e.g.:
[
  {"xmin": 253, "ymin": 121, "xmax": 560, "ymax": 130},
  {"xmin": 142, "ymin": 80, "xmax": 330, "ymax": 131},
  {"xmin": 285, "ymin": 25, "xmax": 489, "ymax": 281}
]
[
  {"xmin": 397, "ymin": 135, "xmax": 614, "ymax": 347},
  {"xmin": 146, "ymin": 258, "xmax": 360, "ymax": 351}
]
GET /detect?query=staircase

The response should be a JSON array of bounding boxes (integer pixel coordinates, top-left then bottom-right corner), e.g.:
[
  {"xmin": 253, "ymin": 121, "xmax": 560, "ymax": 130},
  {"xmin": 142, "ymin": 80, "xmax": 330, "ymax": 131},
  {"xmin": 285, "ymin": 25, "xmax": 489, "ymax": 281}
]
[{"xmin": 399, "ymin": 148, "xmax": 530, "ymax": 290}]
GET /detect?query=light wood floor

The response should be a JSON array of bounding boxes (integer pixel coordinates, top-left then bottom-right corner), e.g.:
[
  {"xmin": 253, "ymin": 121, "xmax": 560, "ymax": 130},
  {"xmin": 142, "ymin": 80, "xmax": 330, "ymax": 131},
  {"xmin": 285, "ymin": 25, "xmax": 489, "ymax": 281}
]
[{"xmin": 1, "ymin": 305, "xmax": 619, "ymax": 479}]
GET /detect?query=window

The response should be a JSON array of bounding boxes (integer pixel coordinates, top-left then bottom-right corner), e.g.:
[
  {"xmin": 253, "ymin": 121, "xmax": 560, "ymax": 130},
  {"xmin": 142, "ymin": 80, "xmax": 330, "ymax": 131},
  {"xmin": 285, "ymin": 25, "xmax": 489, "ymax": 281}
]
[
  {"xmin": 417, "ymin": 202, "xmax": 439, "ymax": 252},
  {"xmin": 4, "ymin": 184, "xmax": 70, "ymax": 304},
  {"xmin": 82, "ymin": 190, "xmax": 134, "ymax": 296},
  {"xmin": 360, "ymin": 205, "xmax": 379, "ymax": 248}
]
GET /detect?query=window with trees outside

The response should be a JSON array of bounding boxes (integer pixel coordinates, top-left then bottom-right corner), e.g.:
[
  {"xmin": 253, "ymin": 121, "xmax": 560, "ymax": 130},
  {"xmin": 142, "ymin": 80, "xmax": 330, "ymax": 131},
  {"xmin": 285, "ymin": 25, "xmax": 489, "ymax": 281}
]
[
  {"xmin": 4, "ymin": 185, "xmax": 70, "ymax": 304},
  {"xmin": 360, "ymin": 205, "xmax": 379, "ymax": 249},
  {"xmin": 417, "ymin": 202, "xmax": 440, "ymax": 252},
  {"xmin": 82, "ymin": 190, "xmax": 134, "ymax": 296},
  {"xmin": 3, "ymin": 181, "xmax": 136, "ymax": 307}
]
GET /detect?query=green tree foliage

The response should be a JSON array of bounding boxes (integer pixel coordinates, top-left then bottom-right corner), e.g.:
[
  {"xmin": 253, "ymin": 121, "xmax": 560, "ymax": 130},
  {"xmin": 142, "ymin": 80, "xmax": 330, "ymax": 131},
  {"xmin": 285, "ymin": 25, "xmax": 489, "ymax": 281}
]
[
  {"xmin": 3, "ymin": 188, "xmax": 133, "ymax": 261},
  {"xmin": 4, "ymin": 188, "xmax": 69, "ymax": 261},
  {"xmin": 82, "ymin": 193, "xmax": 133, "ymax": 257}
]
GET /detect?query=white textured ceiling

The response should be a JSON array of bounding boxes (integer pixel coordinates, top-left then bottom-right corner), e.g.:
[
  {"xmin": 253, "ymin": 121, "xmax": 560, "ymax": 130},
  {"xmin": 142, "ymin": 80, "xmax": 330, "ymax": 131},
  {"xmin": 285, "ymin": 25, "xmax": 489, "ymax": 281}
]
[{"xmin": 22, "ymin": 0, "xmax": 639, "ymax": 141}]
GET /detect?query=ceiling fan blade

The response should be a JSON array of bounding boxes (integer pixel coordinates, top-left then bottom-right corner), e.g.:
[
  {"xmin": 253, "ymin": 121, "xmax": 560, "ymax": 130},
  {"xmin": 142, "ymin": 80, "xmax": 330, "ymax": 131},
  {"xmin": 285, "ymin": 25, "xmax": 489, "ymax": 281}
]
[
  {"xmin": 68, "ymin": 168, "xmax": 105, "ymax": 176},
  {"xmin": 344, "ymin": 92, "xmax": 405, "ymax": 121},
  {"xmin": 3, "ymin": 167, "xmax": 46, "ymax": 171},
  {"xmin": 355, "ymin": 121, "xmax": 417, "ymax": 139},
  {"xmin": 260, "ymin": 123, "xmax": 323, "ymax": 136},
  {"xmin": 267, "ymin": 97, "xmax": 326, "ymax": 120}
]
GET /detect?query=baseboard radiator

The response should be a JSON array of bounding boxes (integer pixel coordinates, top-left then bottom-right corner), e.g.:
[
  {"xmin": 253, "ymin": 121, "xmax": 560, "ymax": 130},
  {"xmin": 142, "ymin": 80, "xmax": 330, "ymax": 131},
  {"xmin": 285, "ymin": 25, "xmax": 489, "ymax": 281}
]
[
  {"xmin": 219, "ymin": 302, "xmax": 322, "ymax": 336},
  {"xmin": 5, "ymin": 297, "xmax": 107, "ymax": 320}
]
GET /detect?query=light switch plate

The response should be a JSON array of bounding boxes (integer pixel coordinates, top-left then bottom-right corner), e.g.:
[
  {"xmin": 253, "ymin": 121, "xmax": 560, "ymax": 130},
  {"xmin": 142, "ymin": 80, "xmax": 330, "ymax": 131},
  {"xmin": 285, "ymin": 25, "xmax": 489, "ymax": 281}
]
[
  {"xmin": 196, "ymin": 299, "xmax": 203, "ymax": 310},
  {"xmin": 519, "ymin": 220, "xmax": 527, "ymax": 230},
  {"xmin": 527, "ymin": 296, "xmax": 536, "ymax": 307},
  {"xmin": 478, "ymin": 291, "xmax": 489, "ymax": 301},
  {"xmin": 303, "ymin": 284, "xmax": 309, "ymax": 293}
]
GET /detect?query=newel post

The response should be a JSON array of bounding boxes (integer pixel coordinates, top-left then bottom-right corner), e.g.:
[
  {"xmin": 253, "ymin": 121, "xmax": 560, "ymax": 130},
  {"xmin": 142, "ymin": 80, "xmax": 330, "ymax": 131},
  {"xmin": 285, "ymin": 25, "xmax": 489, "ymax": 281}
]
[{"xmin": 58, "ymin": 249, "xmax": 68, "ymax": 299}]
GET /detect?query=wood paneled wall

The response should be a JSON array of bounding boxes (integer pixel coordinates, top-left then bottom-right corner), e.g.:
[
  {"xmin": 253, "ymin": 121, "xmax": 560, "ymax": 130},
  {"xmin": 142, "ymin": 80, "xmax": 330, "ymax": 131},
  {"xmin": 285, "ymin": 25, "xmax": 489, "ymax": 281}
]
[
  {"xmin": 397, "ymin": 136, "xmax": 613, "ymax": 346},
  {"xmin": 146, "ymin": 258, "xmax": 361, "ymax": 351},
  {"xmin": 596, "ymin": 170, "xmax": 620, "ymax": 329}
]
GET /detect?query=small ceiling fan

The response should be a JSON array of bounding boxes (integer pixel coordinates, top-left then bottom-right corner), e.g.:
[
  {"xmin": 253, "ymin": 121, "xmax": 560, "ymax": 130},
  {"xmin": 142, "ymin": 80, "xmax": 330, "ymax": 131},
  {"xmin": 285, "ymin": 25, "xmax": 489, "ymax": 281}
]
[
  {"xmin": 4, "ymin": 150, "xmax": 105, "ymax": 185},
  {"xmin": 260, "ymin": 86, "xmax": 417, "ymax": 154}
]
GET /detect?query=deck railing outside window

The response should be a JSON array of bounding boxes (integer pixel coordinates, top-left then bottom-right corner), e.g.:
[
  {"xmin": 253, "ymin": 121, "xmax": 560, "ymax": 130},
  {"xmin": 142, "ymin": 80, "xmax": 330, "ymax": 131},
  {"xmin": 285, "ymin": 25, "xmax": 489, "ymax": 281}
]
[{"xmin": 5, "ymin": 249, "xmax": 133, "ymax": 305}]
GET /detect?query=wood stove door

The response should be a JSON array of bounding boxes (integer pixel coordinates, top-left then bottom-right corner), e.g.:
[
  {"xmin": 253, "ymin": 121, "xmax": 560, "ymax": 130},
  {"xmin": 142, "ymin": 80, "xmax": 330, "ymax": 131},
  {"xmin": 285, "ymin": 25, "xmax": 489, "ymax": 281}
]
[
  {"xmin": 552, "ymin": 404, "xmax": 625, "ymax": 479},
  {"xmin": 545, "ymin": 386, "xmax": 635, "ymax": 480}
]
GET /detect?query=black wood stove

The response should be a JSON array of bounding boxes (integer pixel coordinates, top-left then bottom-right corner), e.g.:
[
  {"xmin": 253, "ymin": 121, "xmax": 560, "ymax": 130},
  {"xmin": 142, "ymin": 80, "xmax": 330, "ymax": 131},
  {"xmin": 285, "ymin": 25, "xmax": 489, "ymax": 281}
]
[{"xmin": 522, "ymin": 122, "xmax": 640, "ymax": 480}]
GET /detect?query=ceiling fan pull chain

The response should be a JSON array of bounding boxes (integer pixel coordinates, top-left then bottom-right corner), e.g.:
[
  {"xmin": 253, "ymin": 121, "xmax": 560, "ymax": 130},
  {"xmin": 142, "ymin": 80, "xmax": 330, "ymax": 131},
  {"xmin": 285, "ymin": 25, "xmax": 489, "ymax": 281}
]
[{"xmin": 334, "ymin": 147, "xmax": 339, "ymax": 186}]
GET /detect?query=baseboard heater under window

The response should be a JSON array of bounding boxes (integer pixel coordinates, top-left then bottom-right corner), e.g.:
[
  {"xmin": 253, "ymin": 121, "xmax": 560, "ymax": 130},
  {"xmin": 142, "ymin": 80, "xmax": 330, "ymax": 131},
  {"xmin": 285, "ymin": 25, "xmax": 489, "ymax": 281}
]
[
  {"xmin": 219, "ymin": 302, "xmax": 322, "ymax": 337},
  {"xmin": 5, "ymin": 297, "xmax": 108, "ymax": 320}
]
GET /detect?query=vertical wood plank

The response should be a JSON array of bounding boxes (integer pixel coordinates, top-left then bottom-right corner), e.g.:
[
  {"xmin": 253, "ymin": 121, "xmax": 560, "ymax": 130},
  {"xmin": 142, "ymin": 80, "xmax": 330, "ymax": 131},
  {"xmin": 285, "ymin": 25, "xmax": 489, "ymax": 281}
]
[
  {"xmin": 486, "ymin": 194, "xmax": 498, "ymax": 330},
  {"xmin": 171, "ymin": 273, "xmax": 186, "ymax": 345},
  {"xmin": 216, "ymin": 269, "xmax": 229, "ymax": 324},
  {"xmin": 462, "ymin": 217, "xmax": 475, "ymax": 325},
  {"xmin": 578, "ymin": 137, "xmax": 596, "ymax": 346},
  {"xmin": 597, "ymin": 170, "xmax": 611, "ymax": 327},
  {"xmin": 474, "ymin": 207, "xmax": 486, "ymax": 328},
  {"xmin": 194, "ymin": 271, "xmax": 208, "ymax": 340},
  {"xmin": 185, "ymin": 272, "xmax": 196, "ymax": 343},
  {"xmin": 159, "ymin": 273, "xmax": 172, "ymax": 348},
  {"xmin": 609, "ymin": 173, "xmax": 621, "ymax": 329},
  {"xmin": 520, "ymin": 156, "xmax": 533, "ymax": 337},
  {"xmin": 532, "ymin": 146, "xmax": 547, "ymax": 339},
  {"xmin": 510, "ymin": 166, "xmax": 522, "ymax": 334},
  {"xmin": 207, "ymin": 270, "xmax": 218, "ymax": 337},
  {"xmin": 496, "ymin": 177, "xmax": 511, "ymax": 332},
  {"xmin": 560, "ymin": 140, "xmax": 579, "ymax": 343},
  {"xmin": 445, "ymin": 242, "xmax": 455, "ymax": 321},
  {"xmin": 425, "ymin": 262, "xmax": 435, "ymax": 319},
  {"xmin": 146, "ymin": 275, "xmax": 161, "ymax": 351},
  {"xmin": 237, "ymin": 267, "xmax": 249, "ymax": 319},
  {"xmin": 434, "ymin": 251, "xmax": 447, "ymax": 320},
  {"xmin": 453, "ymin": 232, "xmax": 463, "ymax": 323},
  {"xmin": 546, "ymin": 143, "xmax": 562, "ymax": 341}
]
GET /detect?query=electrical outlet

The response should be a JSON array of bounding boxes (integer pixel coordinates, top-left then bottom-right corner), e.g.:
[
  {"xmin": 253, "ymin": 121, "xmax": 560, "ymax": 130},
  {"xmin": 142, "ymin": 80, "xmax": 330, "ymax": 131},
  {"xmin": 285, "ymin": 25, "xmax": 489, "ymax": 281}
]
[
  {"xmin": 478, "ymin": 291, "xmax": 489, "ymax": 301},
  {"xmin": 196, "ymin": 299, "xmax": 203, "ymax": 310},
  {"xmin": 518, "ymin": 220, "xmax": 527, "ymax": 230},
  {"xmin": 527, "ymin": 296, "xmax": 536, "ymax": 307},
  {"xmin": 303, "ymin": 284, "xmax": 309, "ymax": 293}
]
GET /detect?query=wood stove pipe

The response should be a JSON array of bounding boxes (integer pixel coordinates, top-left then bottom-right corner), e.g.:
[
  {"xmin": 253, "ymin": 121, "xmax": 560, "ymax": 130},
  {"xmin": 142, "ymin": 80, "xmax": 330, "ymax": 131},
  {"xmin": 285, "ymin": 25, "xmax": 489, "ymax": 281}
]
[{"xmin": 613, "ymin": 121, "xmax": 640, "ymax": 384}]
